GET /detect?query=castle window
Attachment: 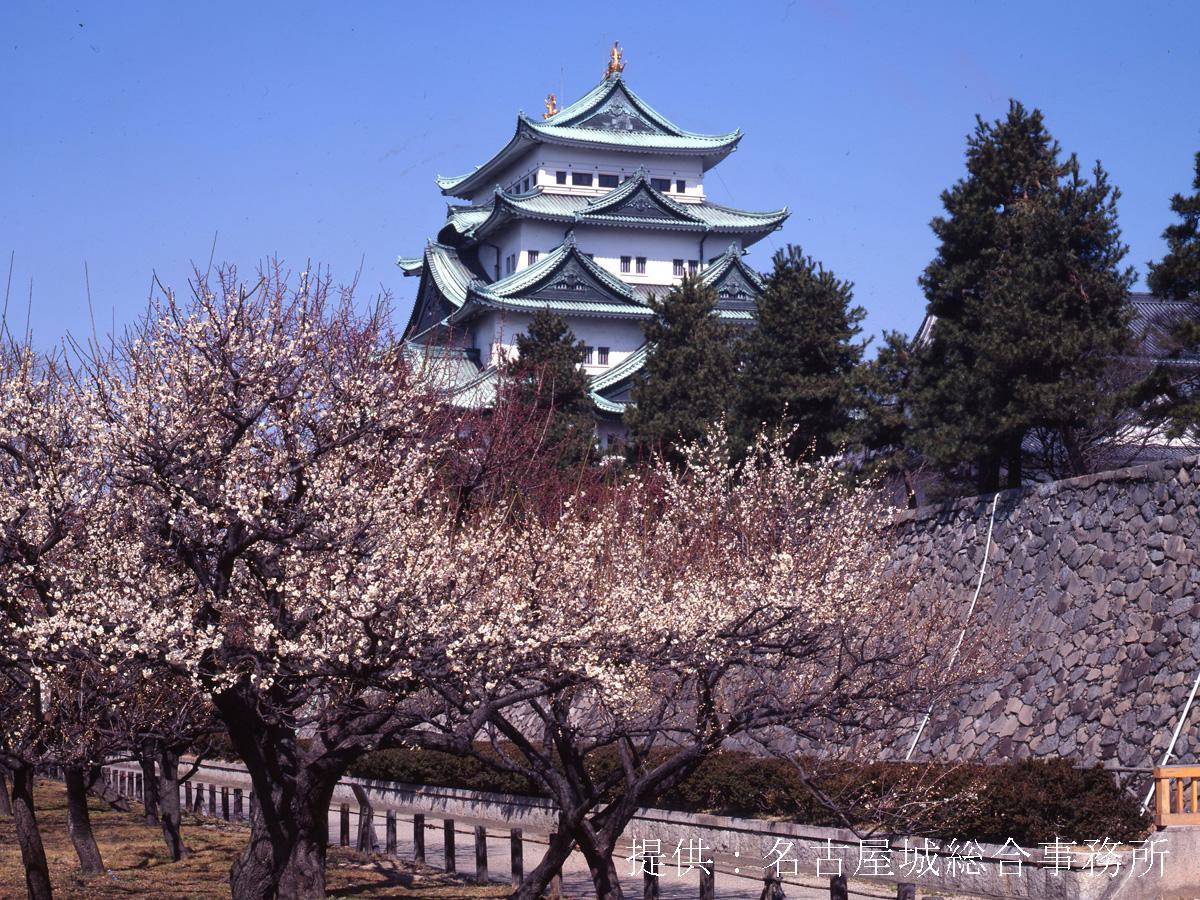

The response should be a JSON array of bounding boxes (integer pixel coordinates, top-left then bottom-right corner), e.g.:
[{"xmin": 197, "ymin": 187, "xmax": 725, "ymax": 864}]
[
  {"xmin": 572, "ymin": 172, "xmax": 594, "ymax": 186},
  {"xmin": 527, "ymin": 250, "xmax": 539, "ymax": 265},
  {"xmin": 636, "ymin": 256, "xmax": 646, "ymax": 274},
  {"xmin": 651, "ymin": 177, "xmax": 671, "ymax": 192},
  {"xmin": 522, "ymin": 177, "xmax": 530, "ymax": 192},
  {"xmin": 673, "ymin": 259, "xmax": 685, "ymax": 277},
  {"xmin": 597, "ymin": 347, "xmax": 610, "ymax": 365},
  {"xmin": 688, "ymin": 259, "xmax": 699, "ymax": 275},
  {"xmin": 599, "ymin": 173, "xmax": 619, "ymax": 188},
  {"xmin": 556, "ymin": 171, "xmax": 567, "ymax": 185},
  {"xmin": 676, "ymin": 179, "xmax": 686, "ymax": 193},
  {"xmin": 584, "ymin": 346, "xmax": 595, "ymax": 365},
  {"xmin": 620, "ymin": 255, "xmax": 631, "ymax": 273}
]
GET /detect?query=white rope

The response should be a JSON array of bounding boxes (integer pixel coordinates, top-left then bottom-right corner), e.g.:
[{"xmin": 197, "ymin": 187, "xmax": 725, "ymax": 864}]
[
  {"xmin": 905, "ymin": 491, "xmax": 1002, "ymax": 762},
  {"xmin": 1141, "ymin": 668, "xmax": 1200, "ymax": 811}
]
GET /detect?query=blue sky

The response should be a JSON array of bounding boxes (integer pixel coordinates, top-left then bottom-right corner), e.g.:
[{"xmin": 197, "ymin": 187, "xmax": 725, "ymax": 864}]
[{"xmin": 2, "ymin": 1, "xmax": 1198, "ymax": 351}]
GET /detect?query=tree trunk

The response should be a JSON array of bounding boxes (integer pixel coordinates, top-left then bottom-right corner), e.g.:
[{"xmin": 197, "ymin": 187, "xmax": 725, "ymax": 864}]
[
  {"xmin": 977, "ymin": 451, "xmax": 1000, "ymax": 493},
  {"xmin": 215, "ymin": 688, "xmax": 343, "ymax": 900},
  {"xmin": 1062, "ymin": 427, "xmax": 1088, "ymax": 477},
  {"xmin": 577, "ymin": 836, "xmax": 625, "ymax": 900},
  {"xmin": 1006, "ymin": 440, "xmax": 1023, "ymax": 489},
  {"xmin": 350, "ymin": 784, "xmax": 379, "ymax": 853},
  {"xmin": 0, "ymin": 765, "xmax": 13, "ymax": 817},
  {"xmin": 139, "ymin": 751, "xmax": 160, "ymax": 827},
  {"xmin": 509, "ymin": 828, "xmax": 576, "ymax": 900},
  {"xmin": 64, "ymin": 767, "xmax": 105, "ymax": 875},
  {"xmin": 84, "ymin": 769, "xmax": 129, "ymax": 812},
  {"xmin": 230, "ymin": 787, "xmax": 334, "ymax": 900},
  {"xmin": 10, "ymin": 765, "xmax": 53, "ymax": 900},
  {"xmin": 156, "ymin": 749, "xmax": 188, "ymax": 861}
]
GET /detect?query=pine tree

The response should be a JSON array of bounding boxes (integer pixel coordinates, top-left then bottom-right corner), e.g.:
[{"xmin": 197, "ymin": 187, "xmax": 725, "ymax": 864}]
[
  {"xmin": 910, "ymin": 101, "xmax": 1134, "ymax": 491},
  {"xmin": 733, "ymin": 245, "xmax": 865, "ymax": 460},
  {"xmin": 625, "ymin": 276, "xmax": 735, "ymax": 464},
  {"xmin": 503, "ymin": 308, "xmax": 596, "ymax": 465},
  {"xmin": 1144, "ymin": 151, "xmax": 1200, "ymax": 431},
  {"xmin": 856, "ymin": 330, "xmax": 921, "ymax": 504},
  {"xmin": 1148, "ymin": 151, "xmax": 1200, "ymax": 301}
]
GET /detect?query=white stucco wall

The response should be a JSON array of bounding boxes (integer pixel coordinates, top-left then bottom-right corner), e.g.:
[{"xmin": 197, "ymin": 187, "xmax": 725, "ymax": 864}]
[
  {"xmin": 469, "ymin": 146, "xmax": 706, "ymax": 206},
  {"xmin": 470, "ymin": 310, "xmax": 644, "ymax": 376},
  {"xmin": 489, "ymin": 221, "xmax": 740, "ymax": 296}
]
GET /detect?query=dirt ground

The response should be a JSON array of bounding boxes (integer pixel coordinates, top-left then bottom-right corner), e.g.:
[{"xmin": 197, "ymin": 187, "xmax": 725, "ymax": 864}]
[{"xmin": 0, "ymin": 779, "xmax": 511, "ymax": 898}]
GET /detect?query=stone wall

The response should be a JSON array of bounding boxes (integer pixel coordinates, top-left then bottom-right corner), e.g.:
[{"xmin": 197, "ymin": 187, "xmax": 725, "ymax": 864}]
[{"xmin": 894, "ymin": 456, "xmax": 1200, "ymax": 768}]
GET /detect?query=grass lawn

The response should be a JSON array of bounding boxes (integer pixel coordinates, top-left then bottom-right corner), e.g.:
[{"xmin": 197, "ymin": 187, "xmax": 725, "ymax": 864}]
[{"xmin": 0, "ymin": 779, "xmax": 512, "ymax": 898}]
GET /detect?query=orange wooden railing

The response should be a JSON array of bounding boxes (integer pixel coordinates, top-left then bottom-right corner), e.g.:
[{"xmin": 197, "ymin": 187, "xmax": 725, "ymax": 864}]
[{"xmin": 1153, "ymin": 765, "xmax": 1200, "ymax": 826}]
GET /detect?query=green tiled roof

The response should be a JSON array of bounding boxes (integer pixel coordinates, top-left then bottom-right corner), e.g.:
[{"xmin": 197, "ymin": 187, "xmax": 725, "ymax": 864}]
[
  {"xmin": 589, "ymin": 342, "xmax": 648, "ymax": 392},
  {"xmin": 458, "ymin": 233, "xmax": 655, "ymax": 321},
  {"xmin": 437, "ymin": 74, "xmax": 741, "ymax": 198},
  {"xmin": 589, "ymin": 392, "xmax": 627, "ymax": 414},
  {"xmin": 423, "ymin": 241, "xmax": 479, "ymax": 307},
  {"xmin": 449, "ymin": 366, "xmax": 499, "ymax": 408},
  {"xmin": 443, "ymin": 174, "xmax": 787, "ymax": 245},
  {"xmin": 402, "ymin": 342, "xmax": 483, "ymax": 391},
  {"xmin": 397, "ymin": 255, "xmax": 424, "ymax": 275},
  {"xmin": 699, "ymin": 243, "xmax": 768, "ymax": 294}
]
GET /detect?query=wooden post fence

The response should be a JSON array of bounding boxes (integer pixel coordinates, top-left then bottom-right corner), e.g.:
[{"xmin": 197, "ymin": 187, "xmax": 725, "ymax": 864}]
[
  {"xmin": 474, "ymin": 826, "xmax": 488, "ymax": 884},
  {"xmin": 221, "ymin": 786, "xmax": 230, "ymax": 821},
  {"xmin": 897, "ymin": 884, "xmax": 917, "ymax": 900},
  {"xmin": 510, "ymin": 828, "xmax": 523, "ymax": 887},
  {"xmin": 233, "ymin": 788, "xmax": 243, "ymax": 821},
  {"xmin": 339, "ymin": 804, "xmax": 350, "ymax": 847},
  {"xmin": 830, "ymin": 873, "xmax": 849, "ymax": 900},
  {"xmin": 413, "ymin": 814, "xmax": 425, "ymax": 864},
  {"xmin": 443, "ymin": 819, "xmax": 456, "ymax": 873},
  {"xmin": 386, "ymin": 811, "xmax": 397, "ymax": 855},
  {"xmin": 700, "ymin": 864, "xmax": 715, "ymax": 900}
]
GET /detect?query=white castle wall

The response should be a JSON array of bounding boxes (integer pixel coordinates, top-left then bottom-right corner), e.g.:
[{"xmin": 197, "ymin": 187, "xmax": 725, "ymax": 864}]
[
  {"xmin": 490, "ymin": 219, "xmax": 739, "ymax": 294},
  {"xmin": 472, "ymin": 309, "xmax": 644, "ymax": 374},
  {"xmin": 470, "ymin": 146, "xmax": 706, "ymax": 206}
]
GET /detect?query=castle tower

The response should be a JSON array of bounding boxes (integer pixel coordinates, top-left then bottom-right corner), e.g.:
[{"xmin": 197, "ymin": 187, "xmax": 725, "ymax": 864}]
[{"xmin": 399, "ymin": 50, "xmax": 787, "ymax": 446}]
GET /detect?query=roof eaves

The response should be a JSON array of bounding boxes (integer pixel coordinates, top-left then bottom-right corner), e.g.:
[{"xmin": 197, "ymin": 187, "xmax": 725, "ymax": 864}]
[{"xmin": 590, "ymin": 343, "xmax": 649, "ymax": 391}]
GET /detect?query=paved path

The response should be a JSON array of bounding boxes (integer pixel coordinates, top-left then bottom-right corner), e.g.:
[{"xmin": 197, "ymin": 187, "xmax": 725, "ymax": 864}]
[
  {"xmin": 361, "ymin": 808, "xmax": 892, "ymax": 900},
  {"xmin": 109, "ymin": 763, "xmax": 896, "ymax": 899}
]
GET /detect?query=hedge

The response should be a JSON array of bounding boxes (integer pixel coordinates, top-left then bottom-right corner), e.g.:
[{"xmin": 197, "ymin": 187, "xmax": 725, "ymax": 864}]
[{"xmin": 348, "ymin": 747, "xmax": 1149, "ymax": 846}]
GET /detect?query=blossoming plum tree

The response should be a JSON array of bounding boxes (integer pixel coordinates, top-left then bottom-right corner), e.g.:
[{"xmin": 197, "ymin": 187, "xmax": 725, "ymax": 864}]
[
  {"xmin": 419, "ymin": 432, "xmax": 963, "ymax": 900},
  {"xmin": 0, "ymin": 341, "xmax": 100, "ymax": 900},
  {"xmin": 41, "ymin": 266, "xmax": 557, "ymax": 899}
]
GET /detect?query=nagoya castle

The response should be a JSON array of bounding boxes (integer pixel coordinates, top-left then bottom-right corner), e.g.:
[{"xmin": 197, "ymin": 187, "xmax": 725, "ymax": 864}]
[{"xmin": 400, "ymin": 43, "xmax": 788, "ymax": 446}]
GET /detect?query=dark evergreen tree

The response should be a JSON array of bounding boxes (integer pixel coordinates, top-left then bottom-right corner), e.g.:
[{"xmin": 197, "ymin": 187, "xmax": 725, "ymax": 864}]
[
  {"xmin": 1143, "ymin": 152, "xmax": 1200, "ymax": 432},
  {"xmin": 503, "ymin": 308, "xmax": 596, "ymax": 465},
  {"xmin": 855, "ymin": 330, "xmax": 921, "ymax": 505},
  {"xmin": 1148, "ymin": 151, "xmax": 1200, "ymax": 301},
  {"xmin": 625, "ymin": 276, "xmax": 735, "ymax": 464},
  {"xmin": 910, "ymin": 101, "xmax": 1134, "ymax": 491},
  {"xmin": 733, "ymin": 245, "xmax": 866, "ymax": 460}
]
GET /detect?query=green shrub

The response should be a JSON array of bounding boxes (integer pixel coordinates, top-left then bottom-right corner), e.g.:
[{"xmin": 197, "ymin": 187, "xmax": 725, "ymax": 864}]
[{"xmin": 347, "ymin": 746, "xmax": 1150, "ymax": 846}]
